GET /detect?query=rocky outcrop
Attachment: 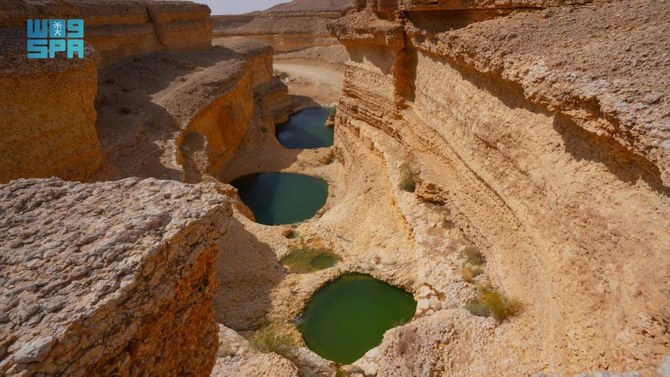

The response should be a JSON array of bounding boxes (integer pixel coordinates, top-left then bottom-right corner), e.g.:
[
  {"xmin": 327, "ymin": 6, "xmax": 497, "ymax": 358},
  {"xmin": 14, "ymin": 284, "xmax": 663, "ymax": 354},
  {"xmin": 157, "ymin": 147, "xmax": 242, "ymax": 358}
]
[
  {"xmin": 211, "ymin": 325, "xmax": 300, "ymax": 377},
  {"xmin": 216, "ymin": 10, "xmax": 346, "ymax": 53},
  {"xmin": 93, "ymin": 39, "xmax": 291, "ymax": 182},
  {"xmin": 1, "ymin": 0, "xmax": 212, "ymax": 67},
  {"xmin": 214, "ymin": 0, "xmax": 352, "ymax": 53},
  {"xmin": 0, "ymin": 178, "xmax": 230, "ymax": 376},
  {"xmin": 184, "ymin": 42, "xmax": 276, "ymax": 175},
  {"xmin": 0, "ymin": 29, "xmax": 101, "ymax": 184},
  {"xmin": 330, "ymin": 0, "xmax": 670, "ymax": 375},
  {"xmin": 0, "ymin": 0, "xmax": 214, "ymax": 183},
  {"xmin": 352, "ymin": 0, "xmax": 593, "ymax": 11}
]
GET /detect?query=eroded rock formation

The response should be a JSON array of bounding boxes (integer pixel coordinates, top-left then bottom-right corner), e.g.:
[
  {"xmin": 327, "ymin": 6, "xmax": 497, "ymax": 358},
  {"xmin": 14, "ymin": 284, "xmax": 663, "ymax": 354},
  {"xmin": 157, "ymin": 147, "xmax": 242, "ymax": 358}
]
[
  {"xmin": 216, "ymin": 10, "xmax": 345, "ymax": 53},
  {"xmin": 0, "ymin": 31, "xmax": 100, "ymax": 184},
  {"xmin": 1, "ymin": 0, "xmax": 212, "ymax": 67},
  {"xmin": 94, "ymin": 39, "xmax": 290, "ymax": 182},
  {"xmin": 0, "ymin": 1, "xmax": 302, "ymax": 373},
  {"xmin": 329, "ymin": 0, "xmax": 670, "ymax": 375},
  {"xmin": 0, "ymin": 178, "xmax": 231, "ymax": 376},
  {"xmin": 214, "ymin": 0, "xmax": 351, "ymax": 54},
  {"xmin": 0, "ymin": 0, "xmax": 213, "ymax": 184}
]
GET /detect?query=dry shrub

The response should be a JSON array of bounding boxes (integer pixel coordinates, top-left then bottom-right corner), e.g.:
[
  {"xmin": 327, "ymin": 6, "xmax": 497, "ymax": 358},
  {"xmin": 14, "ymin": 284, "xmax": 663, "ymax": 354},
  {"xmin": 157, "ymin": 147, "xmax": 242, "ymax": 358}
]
[
  {"xmin": 466, "ymin": 287, "xmax": 523, "ymax": 322},
  {"xmin": 462, "ymin": 245, "xmax": 485, "ymax": 266},
  {"xmin": 250, "ymin": 324, "xmax": 297, "ymax": 358},
  {"xmin": 399, "ymin": 161, "xmax": 418, "ymax": 192},
  {"xmin": 462, "ymin": 265, "xmax": 483, "ymax": 283}
]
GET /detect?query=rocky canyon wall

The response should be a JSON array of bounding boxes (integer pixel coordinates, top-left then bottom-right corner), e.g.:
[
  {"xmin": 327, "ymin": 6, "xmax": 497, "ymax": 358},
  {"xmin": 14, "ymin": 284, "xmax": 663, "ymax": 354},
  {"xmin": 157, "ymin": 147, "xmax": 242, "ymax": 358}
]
[
  {"xmin": 0, "ymin": 0, "xmax": 214, "ymax": 184},
  {"xmin": 216, "ymin": 10, "xmax": 346, "ymax": 53},
  {"xmin": 182, "ymin": 41, "xmax": 280, "ymax": 176},
  {"xmin": 90, "ymin": 37, "xmax": 290, "ymax": 182},
  {"xmin": 0, "ymin": 178, "xmax": 231, "ymax": 376},
  {"xmin": 330, "ymin": 0, "xmax": 670, "ymax": 375},
  {"xmin": 1, "ymin": 0, "xmax": 212, "ymax": 67},
  {"xmin": 0, "ymin": 30, "xmax": 101, "ymax": 184}
]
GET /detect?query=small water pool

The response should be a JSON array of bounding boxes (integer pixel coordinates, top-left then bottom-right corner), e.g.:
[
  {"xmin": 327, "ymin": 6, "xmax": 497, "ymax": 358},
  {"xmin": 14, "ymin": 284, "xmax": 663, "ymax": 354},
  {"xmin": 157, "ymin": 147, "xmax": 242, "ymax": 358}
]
[
  {"xmin": 281, "ymin": 248, "xmax": 340, "ymax": 274},
  {"xmin": 230, "ymin": 172, "xmax": 328, "ymax": 225},
  {"xmin": 297, "ymin": 274, "xmax": 416, "ymax": 364},
  {"xmin": 276, "ymin": 107, "xmax": 334, "ymax": 149}
]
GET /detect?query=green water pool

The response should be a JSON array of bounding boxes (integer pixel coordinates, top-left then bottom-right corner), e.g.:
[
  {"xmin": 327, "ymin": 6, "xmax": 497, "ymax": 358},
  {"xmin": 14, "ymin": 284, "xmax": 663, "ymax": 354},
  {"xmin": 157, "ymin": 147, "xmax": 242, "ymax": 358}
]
[
  {"xmin": 276, "ymin": 107, "xmax": 334, "ymax": 149},
  {"xmin": 297, "ymin": 274, "xmax": 417, "ymax": 364},
  {"xmin": 230, "ymin": 172, "xmax": 328, "ymax": 225},
  {"xmin": 281, "ymin": 248, "xmax": 340, "ymax": 274}
]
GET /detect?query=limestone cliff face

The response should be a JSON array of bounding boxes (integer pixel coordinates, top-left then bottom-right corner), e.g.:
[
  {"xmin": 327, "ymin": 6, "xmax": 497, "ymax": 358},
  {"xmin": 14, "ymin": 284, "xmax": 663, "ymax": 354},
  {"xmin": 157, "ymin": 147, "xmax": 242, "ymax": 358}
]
[
  {"xmin": 0, "ymin": 30, "xmax": 101, "ymax": 184},
  {"xmin": 0, "ymin": 178, "xmax": 230, "ymax": 377},
  {"xmin": 217, "ymin": 11, "xmax": 346, "ymax": 53},
  {"xmin": 91, "ymin": 38, "xmax": 290, "ymax": 182},
  {"xmin": 183, "ymin": 42, "xmax": 277, "ymax": 176},
  {"xmin": 1, "ymin": 0, "xmax": 212, "ymax": 67},
  {"xmin": 0, "ymin": 0, "xmax": 214, "ymax": 183},
  {"xmin": 330, "ymin": 1, "xmax": 670, "ymax": 375}
]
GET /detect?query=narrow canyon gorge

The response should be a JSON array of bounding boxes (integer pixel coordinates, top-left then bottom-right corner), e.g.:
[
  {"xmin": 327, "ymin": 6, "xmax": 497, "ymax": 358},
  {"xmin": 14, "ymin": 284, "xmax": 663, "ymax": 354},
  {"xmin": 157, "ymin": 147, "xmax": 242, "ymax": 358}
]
[{"xmin": 0, "ymin": 0, "xmax": 668, "ymax": 377}]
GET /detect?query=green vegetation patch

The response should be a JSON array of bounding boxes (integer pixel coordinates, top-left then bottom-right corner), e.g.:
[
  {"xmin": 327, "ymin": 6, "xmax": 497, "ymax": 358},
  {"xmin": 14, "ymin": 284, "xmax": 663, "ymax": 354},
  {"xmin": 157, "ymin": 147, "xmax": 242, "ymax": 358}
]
[
  {"xmin": 462, "ymin": 265, "xmax": 484, "ymax": 283},
  {"xmin": 462, "ymin": 245, "xmax": 485, "ymax": 266}
]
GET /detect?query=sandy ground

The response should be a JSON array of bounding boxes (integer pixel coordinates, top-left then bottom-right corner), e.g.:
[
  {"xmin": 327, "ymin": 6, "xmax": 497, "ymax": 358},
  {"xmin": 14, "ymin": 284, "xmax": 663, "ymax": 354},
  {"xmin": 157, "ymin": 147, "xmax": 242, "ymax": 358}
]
[{"xmin": 274, "ymin": 62, "xmax": 343, "ymax": 105}]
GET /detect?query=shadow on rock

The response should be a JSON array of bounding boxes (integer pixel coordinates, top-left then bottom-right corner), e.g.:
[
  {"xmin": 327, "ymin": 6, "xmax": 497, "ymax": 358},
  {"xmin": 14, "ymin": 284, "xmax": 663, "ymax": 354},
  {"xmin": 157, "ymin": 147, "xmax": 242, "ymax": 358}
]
[{"xmin": 214, "ymin": 216, "xmax": 286, "ymax": 331}]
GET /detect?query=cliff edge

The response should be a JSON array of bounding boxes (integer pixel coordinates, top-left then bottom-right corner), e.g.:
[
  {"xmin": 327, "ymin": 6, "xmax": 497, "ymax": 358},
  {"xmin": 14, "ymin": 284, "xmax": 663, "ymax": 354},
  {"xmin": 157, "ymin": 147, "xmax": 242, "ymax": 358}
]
[{"xmin": 0, "ymin": 178, "xmax": 231, "ymax": 376}]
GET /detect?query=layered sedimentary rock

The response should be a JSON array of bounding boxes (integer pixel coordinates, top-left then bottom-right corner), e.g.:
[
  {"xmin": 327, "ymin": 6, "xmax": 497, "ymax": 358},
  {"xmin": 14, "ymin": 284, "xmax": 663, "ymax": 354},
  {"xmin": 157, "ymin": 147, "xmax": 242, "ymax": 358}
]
[
  {"xmin": 184, "ymin": 42, "xmax": 276, "ymax": 175},
  {"xmin": 0, "ymin": 178, "xmax": 230, "ymax": 376},
  {"xmin": 94, "ymin": 39, "xmax": 291, "ymax": 182},
  {"xmin": 214, "ymin": 0, "xmax": 352, "ymax": 53},
  {"xmin": 330, "ymin": 0, "xmax": 670, "ymax": 375},
  {"xmin": 217, "ymin": 11, "xmax": 346, "ymax": 53},
  {"xmin": 1, "ymin": 0, "xmax": 212, "ymax": 67},
  {"xmin": 0, "ymin": 29, "xmax": 101, "ymax": 184},
  {"xmin": 0, "ymin": 0, "xmax": 214, "ymax": 183},
  {"xmin": 352, "ymin": 0, "xmax": 594, "ymax": 11}
]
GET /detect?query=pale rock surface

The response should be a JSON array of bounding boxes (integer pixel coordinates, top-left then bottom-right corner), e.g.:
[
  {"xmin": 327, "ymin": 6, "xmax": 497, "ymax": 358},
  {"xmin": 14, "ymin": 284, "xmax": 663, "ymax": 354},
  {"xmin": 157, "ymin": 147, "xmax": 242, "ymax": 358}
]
[
  {"xmin": 0, "ymin": 0, "xmax": 213, "ymax": 66},
  {"xmin": 93, "ymin": 39, "xmax": 294, "ymax": 182},
  {"xmin": 328, "ymin": 0, "xmax": 670, "ymax": 375},
  {"xmin": 211, "ymin": 325, "xmax": 300, "ymax": 377},
  {"xmin": 214, "ymin": 0, "xmax": 352, "ymax": 54},
  {"xmin": 0, "ymin": 178, "xmax": 230, "ymax": 376},
  {"xmin": 0, "ymin": 0, "xmax": 214, "ymax": 183}
]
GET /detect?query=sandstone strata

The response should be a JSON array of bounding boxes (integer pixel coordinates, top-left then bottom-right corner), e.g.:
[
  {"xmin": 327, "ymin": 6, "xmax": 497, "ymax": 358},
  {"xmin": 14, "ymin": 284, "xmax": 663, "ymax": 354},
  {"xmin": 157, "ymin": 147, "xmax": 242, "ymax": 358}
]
[
  {"xmin": 1, "ymin": 0, "xmax": 212, "ymax": 67},
  {"xmin": 0, "ymin": 0, "xmax": 214, "ymax": 183},
  {"xmin": 217, "ymin": 11, "xmax": 345, "ymax": 53},
  {"xmin": 94, "ymin": 39, "xmax": 292, "ymax": 182},
  {"xmin": 0, "ymin": 178, "xmax": 230, "ymax": 376},
  {"xmin": 214, "ymin": 0, "xmax": 351, "ymax": 53},
  {"xmin": 329, "ymin": 0, "xmax": 670, "ymax": 375},
  {"xmin": 0, "ymin": 29, "xmax": 100, "ymax": 184}
]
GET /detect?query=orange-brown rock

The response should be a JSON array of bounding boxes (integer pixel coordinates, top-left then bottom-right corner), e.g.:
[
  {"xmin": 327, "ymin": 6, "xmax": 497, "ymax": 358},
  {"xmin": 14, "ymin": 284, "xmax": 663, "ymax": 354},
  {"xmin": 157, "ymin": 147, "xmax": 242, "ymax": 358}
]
[
  {"xmin": 0, "ymin": 29, "xmax": 101, "ymax": 184},
  {"xmin": 1, "ymin": 0, "xmax": 212, "ymax": 67},
  {"xmin": 93, "ymin": 39, "xmax": 290, "ymax": 182},
  {"xmin": 0, "ymin": 0, "xmax": 216, "ymax": 184},
  {"xmin": 214, "ymin": 0, "xmax": 352, "ymax": 53}
]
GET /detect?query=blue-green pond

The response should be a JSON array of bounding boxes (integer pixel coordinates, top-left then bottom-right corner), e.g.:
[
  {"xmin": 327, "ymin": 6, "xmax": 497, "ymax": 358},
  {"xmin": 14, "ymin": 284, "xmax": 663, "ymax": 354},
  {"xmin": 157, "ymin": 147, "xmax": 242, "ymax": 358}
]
[
  {"xmin": 230, "ymin": 172, "xmax": 328, "ymax": 225},
  {"xmin": 276, "ymin": 107, "xmax": 334, "ymax": 149}
]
